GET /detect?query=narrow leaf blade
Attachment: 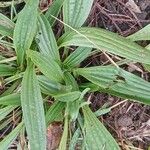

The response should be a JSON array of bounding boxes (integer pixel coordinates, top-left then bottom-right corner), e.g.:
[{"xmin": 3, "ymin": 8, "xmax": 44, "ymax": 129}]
[
  {"xmin": 13, "ymin": 0, "xmax": 39, "ymax": 66},
  {"xmin": 83, "ymin": 105, "xmax": 120, "ymax": 150},
  {"xmin": 29, "ymin": 51, "xmax": 64, "ymax": 82},
  {"xmin": 36, "ymin": 15, "xmax": 60, "ymax": 61},
  {"xmin": 63, "ymin": 0, "xmax": 94, "ymax": 31},
  {"xmin": 0, "ymin": 122, "xmax": 24, "ymax": 150},
  {"xmin": 58, "ymin": 27, "xmax": 150, "ymax": 64},
  {"xmin": 21, "ymin": 61, "xmax": 46, "ymax": 150},
  {"xmin": 0, "ymin": 13, "xmax": 14, "ymax": 37},
  {"xmin": 63, "ymin": 47, "xmax": 92, "ymax": 69},
  {"xmin": 75, "ymin": 66, "xmax": 150, "ymax": 105},
  {"xmin": 45, "ymin": 0, "xmax": 65, "ymax": 25}
]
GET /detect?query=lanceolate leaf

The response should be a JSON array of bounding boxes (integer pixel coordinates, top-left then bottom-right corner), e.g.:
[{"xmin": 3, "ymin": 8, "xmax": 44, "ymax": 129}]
[
  {"xmin": 0, "ymin": 93, "xmax": 20, "ymax": 106},
  {"xmin": 0, "ymin": 106, "xmax": 16, "ymax": 121},
  {"xmin": 54, "ymin": 91, "xmax": 81, "ymax": 102},
  {"xmin": 0, "ymin": 122, "xmax": 24, "ymax": 150},
  {"xmin": 28, "ymin": 51, "xmax": 64, "ymax": 82},
  {"xmin": 46, "ymin": 101, "xmax": 65, "ymax": 125},
  {"xmin": 36, "ymin": 15, "xmax": 60, "ymax": 61},
  {"xmin": 58, "ymin": 27, "xmax": 150, "ymax": 64},
  {"xmin": 13, "ymin": 0, "xmax": 39, "ymax": 66},
  {"xmin": 75, "ymin": 66, "xmax": 150, "ymax": 105},
  {"xmin": 82, "ymin": 105, "xmax": 120, "ymax": 150},
  {"xmin": 0, "ymin": 13, "xmax": 14, "ymax": 37},
  {"xmin": 63, "ymin": 47, "xmax": 92, "ymax": 69},
  {"xmin": 58, "ymin": 116, "xmax": 68, "ymax": 150},
  {"xmin": 38, "ymin": 75, "xmax": 71, "ymax": 96},
  {"xmin": 63, "ymin": 0, "xmax": 94, "ymax": 31},
  {"xmin": 0, "ymin": 64, "xmax": 16, "ymax": 76},
  {"xmin": 45, "ymin": 0, "xmax": 65, "ymax": 26},
  {"xmin": 128, "ymin": 24, "xmax": 150, "ymax": 41},
  {"xmin": 21, "ymin": 61, "xmax": 46, "ymax": 150}
]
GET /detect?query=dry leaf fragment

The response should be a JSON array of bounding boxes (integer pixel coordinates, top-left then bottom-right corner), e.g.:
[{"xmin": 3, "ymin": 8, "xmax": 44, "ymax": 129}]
[{"xmin": 46, "ymin": 122, "xmax": 63, "ymax": 150}]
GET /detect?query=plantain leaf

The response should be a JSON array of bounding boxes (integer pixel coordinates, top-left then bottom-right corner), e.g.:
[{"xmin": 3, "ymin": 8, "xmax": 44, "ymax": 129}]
[
  {"xmin": 28, "ymin": 50, "xmax": 64, "ymax": 82},
  {"xmin": 58, "ymin": 116, "xmax": 68, "ymax": 150},
  {"xmin": 63, "ymin": 47, "xmax": 92, "ymax": 69},
  {"xmin": 13, "ymin": 0, "xmax": 39, "ymax": 66},
  {"xmin": 58, "ymin": 27, "xmax": 150, "ymax": 64},
  {"xmin": 75, "ymin": 66, "xmax": 150, "ymax": 105},
  {"xmin": 64, "ymin": 72, "xmax": 80, "ymax": 121},
  {"xmin": 21, "ymin": 61, "xmax": 46, "ymax": 150},
  {"xmin": 0, "ymin": 13, "xmax": 14, "ymax": 37},
  {"xmin": 69, "ymin": 128, "xmax": 81, "ymax": 150},
  {"xmin": 82, "ymin": 105, "xmax": 120, "ymax": 150},
  {"xmin": 45, "ymin": 0, "xmax": 65, "ymax": 26},
  {"xmin": 128, "ymin": 24, "xmax": 150, "ymax": 41},
  {"xmin": 0, "ymin": 106, "xmax": 16, "ymax": 121},
  {"xmin": 0, "ymin": 64, "xmax": 16, "ymax": 76},
  {"xmin": 38, "ymin": 75, "xmax": 71, "ymax": 96},
  {"xmin": 0, "ymin": 122, "xmax": 24, "ymax": 150},
  {"xmin": 46, "ymin": 101, "xmax": 65, "ymax": 125},
  {"xmin": 0, "ymin": 93, "xmax": 20, "ymax": 106},
  {"xmin": 54, "ymin": 91, "xmax": 81, "ymax": 102},
  {"xmin": 36, "ymin": 15, "xmax": 60, "ymax": 61},
  {"xmin": 63, "ymin": 0, "xmax": 94, "ymax": 31}
]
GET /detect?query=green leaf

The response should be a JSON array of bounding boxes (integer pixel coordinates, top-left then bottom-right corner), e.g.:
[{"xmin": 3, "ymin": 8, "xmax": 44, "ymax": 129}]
[
  {"xmin": 0, "ymin": 93, "xmax": 21, "ymax": 106},
  {"xmin": 0, "ymin": 13, "xmax": 14, "ymax": 37},
  {"xmin": 58, "ymin": 116, "xmax": 68, "ymax": 150},
  {"xmin": 46, "ymin": 101, "xmax": 65, "ymax": 125},
  {"xmin": 54, "ymin": 91, "xmax": 81, "ymax": 102},
  {"xmin": 0, "ymin": 64, "xmax": 16, "ymax": 76},
  {"xmin": 64, "ymin": 72, "xmax": 80, "ymax": 120},
  {"xmin": 21, "ymin": 61, "xmax": 46, "ymax": 150},
  {"xmin": 82, "ymin": 105, "xmax": 120, "ymax": 150},
  {"xmin": 0, "ymin": 122, "xmax": 24, "ymax": 150},
  {"xmin": 75, "ymin": 66, "xmax": 150, "ymax": 105},
  {"xmin": 63, "ymin": 0, "xmax": 94, "ymax": 31},
  {"xmin": 13, "ymin": 0, "xmax": 39, "ymax": 66},
  {"xmin": 38, "ymin": 75, "xmax": 71, "ymax": 96},
  {"xmin": 36, "ymin": 15, "xmax": 60, "ymax": 61},
  {"xmin": 58, "ymin": 27, "xmax": 150, "ymax": 64},
  {"xmin": 69, "ymin": 128, "xmax": 81, "ymax": 150},
  {"xmin": 0, "ymin": 106, "xmax": 16, "ymax": 121},
  {"xmin": 45, "ymin": 0, "xmax": 65, "ymax": 26},
  {"xmin": 63, "ymin": 47, "xmax": 92, "ymax": 69},
  {"xmin": 28, "ymin": 50, "xmax": 64, "ymax": 82},
  {"xmin": 128, "ymin": 24, "xmax": 150, "ymax": 41}
]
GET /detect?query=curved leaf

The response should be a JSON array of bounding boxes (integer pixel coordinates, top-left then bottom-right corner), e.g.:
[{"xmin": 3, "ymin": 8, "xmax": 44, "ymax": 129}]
[
  {"xmin": 0, "ymin": 122, "xmax": 24, "ymax": 150},
  {"xmin": 0, "ymin": 106, "xmax": 16, "ymax": 121},
  {"xmin": 13, "ymin": 0, "xmax": 39, "ymax": 66},
  {"xmin": 28, "ymin": 50, "xmax": 64, "ymax": 82},
  {"xmin": 63, "ymin": 0, "xmax": 94, "ymax": 31},
  {"xmin": 21, "ymin": 61, "xmax": 46, "ymax": 150},
  {"xmin": 0, "ymin": 13, "xmax": 14, "ymax": 37},
  {"xmin": 0, "ymin": 93, "xmax": 20, "ymax": 106},
  {"xmin": 75, "ymin": 66, "xmax": 150, "ymax": 105},
  {"xmin": 82, "ymin": 105, "xmax": 120, "ymax": 150},
  {"xmin": 45, "ymin": 0, "xmax": 65, "ymax": 26},
  {"xmin": 0, "ymin": 64, "xmax": 16, "ymax": 76},
  {"xmin": 46, "ymin": 101, "xmax": 65, "ymax": 125},
  {"xmin": 58, "ymin": 27, "xmax": 150, "ymax": 64},
  {"xmin": 38, "ymin": 75, "xmax": 71, "ymax": 96},
  {"xmin": 36, "ymin": 15, "xmax": 60, "ymax": 61},
  {"xmin": 128, "ymin": 24, "xmax": 150, "ymax": 41},
  {"xmin": 54, "ymin": 91, "xmax": 81, "ymax": 102},
  {"xmin": 63, "ymin": 47, "xmax": 92, "ymax": 69}
]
